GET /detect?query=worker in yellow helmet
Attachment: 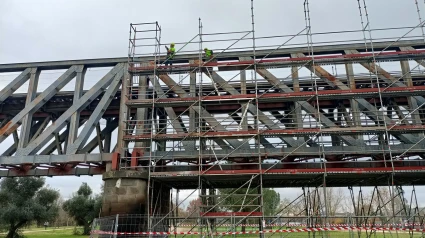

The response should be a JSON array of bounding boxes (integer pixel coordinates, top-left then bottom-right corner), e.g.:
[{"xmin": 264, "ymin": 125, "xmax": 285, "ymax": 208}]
[{"xmin": 164, "ymin": 43, "xmax": 176, "ymax": 69}]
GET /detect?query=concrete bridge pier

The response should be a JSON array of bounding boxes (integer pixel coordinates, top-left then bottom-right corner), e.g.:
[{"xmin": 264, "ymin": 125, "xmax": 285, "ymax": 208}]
[
  {"xmin": 102, "ymin": 170, "xmax": 148, "ymax": 216},
  {"xmin": 101, "ymin": 170, "xmax": 149, "ymax": 235}
]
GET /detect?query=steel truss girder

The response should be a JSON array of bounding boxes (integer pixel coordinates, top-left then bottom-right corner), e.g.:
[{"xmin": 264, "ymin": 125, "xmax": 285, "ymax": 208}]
[
  {"xmin": 347, "ymin": 49, "xmax": 425, "ymax": 106},
  {"xmin": 127, "ymin": 85, "xmax": 425, "ymax": 108},
  {"xmin": 208, "ymin": 71, "xmax": 301, "ymax": 147},
  {"xmin": 241, "ymin": 57, "xmax": 362, "ymax": 146},
  {"xmin": 155, "ymin": 74, "xmax": 248, "ymax": 149},
  {"xmin": 293, "ymin": 53, "xmax": 417, "ymax": 144},
  {"xmin": 140, "ymin": 142, "xmax": 425, "ymax": 160},
  {"xmin": 16, "ymin": 63, "xmax": 125, "ymax": 156},
  {"xmin": 0, "ymin": 65, "xmax": 81, "ymax": 143},
  {"xmin": 40, "ymin": 119, "xmax": 87, "ymax": 155},
  {"xmin": 66, "ymin": 68, "xmax": 123, "ymax": 154},
  {"xmin": 151, "ymin": 76, "xmax": 192, "ymax": 150},
  {"xmin": 229, "ymin": 113, "xmax": 274, "ymax": 149},
  {"xmin": 123, "ymin": 125, "xmax": 425, "ymax": 141},
  {"xmin": 80, "ymin": 118, "xmax": 118, "ymax": 153}
]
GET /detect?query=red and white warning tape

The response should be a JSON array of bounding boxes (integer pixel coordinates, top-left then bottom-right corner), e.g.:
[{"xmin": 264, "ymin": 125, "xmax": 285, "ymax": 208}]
[
  {"xmin": 178, "ymin": 223, "xmax": 423, "ymax": 227},
  {"xmin": 91, "ymin": 227, "xmax": 425, "ymax": 236}
]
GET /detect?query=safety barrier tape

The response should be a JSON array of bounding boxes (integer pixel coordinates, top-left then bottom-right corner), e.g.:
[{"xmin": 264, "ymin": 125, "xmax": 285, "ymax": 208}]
[
  {"xmin": 91, "ymin": 226, "xmax": 425, "ymax": 236},
  {"xmin": 176, "ymin": 223, "xmax": 423, "ymax": 227}
]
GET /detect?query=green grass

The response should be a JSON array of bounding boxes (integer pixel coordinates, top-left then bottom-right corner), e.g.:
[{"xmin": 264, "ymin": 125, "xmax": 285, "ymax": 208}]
[
  {"xmin": 15, "ymin": 227, "xmax": 86, "ymax": 238},
  {"xmin": 24, "ymin": 230, "xmax": 86, "ymax": 238},
  {"xmin": 4, "ymin": 226, "xmax": 422, "ymax": 238}
]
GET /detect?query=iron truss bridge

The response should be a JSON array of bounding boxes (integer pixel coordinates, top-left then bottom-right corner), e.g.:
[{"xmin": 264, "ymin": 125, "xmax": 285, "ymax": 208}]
[{"xmin": 1, "ymin": 39, "xmax": 425, "ymax": 186}]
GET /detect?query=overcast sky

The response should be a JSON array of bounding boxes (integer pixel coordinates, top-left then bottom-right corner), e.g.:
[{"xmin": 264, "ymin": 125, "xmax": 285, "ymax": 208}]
[{"xmin": 1, "ymin": 0, "xmax": 425, "ymax": 206}]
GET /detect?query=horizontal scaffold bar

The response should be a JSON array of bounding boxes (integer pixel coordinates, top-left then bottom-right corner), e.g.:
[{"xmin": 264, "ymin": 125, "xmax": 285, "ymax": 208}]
[
  {"xmin": 126, "ymin": 85, "xmax": 425, "ymax": 107},
  {"xmin": 124, "ymin": 125, "xmax": 425, "ymax": 141}
]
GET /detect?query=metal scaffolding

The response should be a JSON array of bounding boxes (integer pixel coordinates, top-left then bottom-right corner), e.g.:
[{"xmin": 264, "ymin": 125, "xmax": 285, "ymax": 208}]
[{"xmin": 98, "ymin": 0, "xmax": 425, "ymax": 237}]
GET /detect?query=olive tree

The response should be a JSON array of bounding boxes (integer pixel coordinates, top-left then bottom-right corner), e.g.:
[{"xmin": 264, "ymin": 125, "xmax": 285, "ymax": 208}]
[
  {"xmin": 63, "ymin": 182, "xmax": 102, "ymax": 235},
  {"xmin": 0, "ymin": 177, "xmax": 59, "ymax": 238}
]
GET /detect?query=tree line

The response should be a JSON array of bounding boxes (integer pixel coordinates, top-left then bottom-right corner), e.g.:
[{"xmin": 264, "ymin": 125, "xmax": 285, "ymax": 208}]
[{"xmin": 0, "ymin": 177, "xmax": 421, "ymax": 238}]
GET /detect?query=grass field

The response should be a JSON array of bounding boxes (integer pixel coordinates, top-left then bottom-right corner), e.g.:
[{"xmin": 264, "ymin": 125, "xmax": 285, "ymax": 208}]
[
  {"xmin": 0, "ymin": 227, "xmax": 87, "ymax": 238},
  {"xmin": 1, "ymin": 227, "xmax": 423, "ymax": 238},
  {"xmin": 24, "ymin": 229, "xmax": 86, "ymax": 238}
]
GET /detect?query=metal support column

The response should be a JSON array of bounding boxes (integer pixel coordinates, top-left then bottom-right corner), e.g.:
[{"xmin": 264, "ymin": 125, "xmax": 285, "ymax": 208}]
[
  {"xmin": 18, "ymin": 67, "xmax": 40, "ymax": 149},
  {"xmin": 189, "ymin": 61, "xmax": 197, "ymax": 151},
  {"xmin": 68, "ymin": 65, "xmax": 86, "ymax": 146},
  {"xmin": 292, "ymin": 66, "xmax": 306, "ymax": 144},
  {"xmin": 240, "ymin": 69, "xmax": 248, "ymax": 131},
  {"xmin": 103, "ymin": 119, "xmax": 112, "ymax": 153},
  {"xmin": 401, "ymin": 60, "xmax": 422, "ymax": 126},
  {"xmin": 134, "ymin": 73, "xmax": 149, "ymax": 168},
  {"xmin": 346, "ymin": 63, "xmax": 361, "ymax": 139},
  {"xmin": 117, "ymin": 66, "xmax": 130, "ymax": 162}
]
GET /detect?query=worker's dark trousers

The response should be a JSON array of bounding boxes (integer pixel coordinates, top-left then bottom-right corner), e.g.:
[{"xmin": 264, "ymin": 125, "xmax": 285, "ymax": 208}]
[{"xmin": 164, "ymin": 58, "xmax": 173, "ymax": 67}]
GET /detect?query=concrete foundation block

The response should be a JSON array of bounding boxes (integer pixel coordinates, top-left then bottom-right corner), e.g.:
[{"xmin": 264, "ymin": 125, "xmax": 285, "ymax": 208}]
[{"xmin": 101, "ymin": 170, "xmax": 148, "ymax": 216}]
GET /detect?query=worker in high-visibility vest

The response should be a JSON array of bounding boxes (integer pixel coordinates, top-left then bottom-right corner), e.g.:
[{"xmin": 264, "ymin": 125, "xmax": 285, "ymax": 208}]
[
  {"xmin": 204, "ymin": 48, "xmax": 213, "ymax": 61},
  {"xmin": 164, "ymin": 43, "xmax": 176, "ymax": 68},
  {"xmin": 203, "ymin": 47, "xmax": 216, "ymax": 73}
]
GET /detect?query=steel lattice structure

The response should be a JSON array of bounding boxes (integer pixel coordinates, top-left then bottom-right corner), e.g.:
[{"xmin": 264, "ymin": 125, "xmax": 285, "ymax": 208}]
[{"xmin": 3, "ymin": 0, "xmax": 425, "ymax": 237}]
